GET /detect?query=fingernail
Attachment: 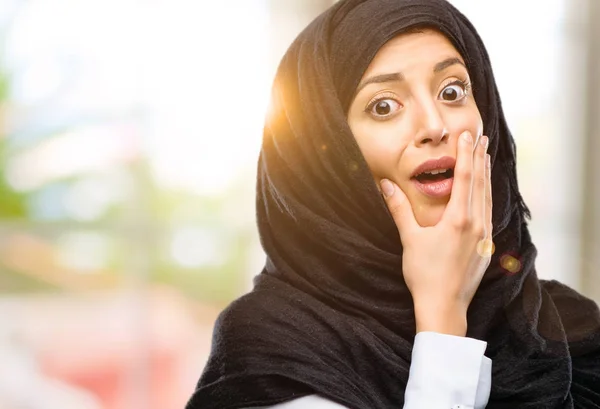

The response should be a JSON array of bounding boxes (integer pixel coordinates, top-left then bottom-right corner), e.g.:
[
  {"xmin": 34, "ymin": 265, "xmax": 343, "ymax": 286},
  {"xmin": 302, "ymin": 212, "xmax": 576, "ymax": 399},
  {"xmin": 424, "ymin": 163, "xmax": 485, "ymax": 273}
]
[
  {"xmin": 380, "ymin": 179, "xmax": 394, "ymax": 198},
  {"xmin": 461, "ymin": 131, "xmax": 472, "ymax": 143},
  {"xmin": 480, "ymin": 135, "xmax": 489, "ymax": 149}
]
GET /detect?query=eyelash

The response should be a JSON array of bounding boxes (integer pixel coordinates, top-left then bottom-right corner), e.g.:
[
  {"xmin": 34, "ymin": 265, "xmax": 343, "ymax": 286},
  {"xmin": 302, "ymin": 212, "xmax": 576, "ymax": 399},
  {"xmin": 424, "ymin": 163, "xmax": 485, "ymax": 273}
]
[
  {"xmin": 364, "ymin": 77, "xmax": 472, "ymax": 119},
  {"xmin": 365, "ymin": 92, "xmax": 398, "ymax": 111},
  {"xmin": 443, "ymin": 78, "xmax": 472, "ymax": 99}
]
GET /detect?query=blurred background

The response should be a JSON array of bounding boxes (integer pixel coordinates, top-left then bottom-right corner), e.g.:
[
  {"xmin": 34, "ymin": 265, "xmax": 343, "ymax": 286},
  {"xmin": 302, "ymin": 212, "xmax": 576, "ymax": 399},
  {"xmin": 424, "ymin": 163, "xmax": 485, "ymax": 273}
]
[{"xmin": 0, "ymin": 0, "xmax": 598, "ymax": 408}]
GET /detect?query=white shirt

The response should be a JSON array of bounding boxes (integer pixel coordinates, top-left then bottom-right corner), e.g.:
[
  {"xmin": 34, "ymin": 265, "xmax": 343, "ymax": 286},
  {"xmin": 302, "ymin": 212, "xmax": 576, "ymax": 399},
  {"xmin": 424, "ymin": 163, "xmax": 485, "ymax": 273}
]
[{"xmin": 247, "ymin": 332, "xmax": 492, "ymax": 409}]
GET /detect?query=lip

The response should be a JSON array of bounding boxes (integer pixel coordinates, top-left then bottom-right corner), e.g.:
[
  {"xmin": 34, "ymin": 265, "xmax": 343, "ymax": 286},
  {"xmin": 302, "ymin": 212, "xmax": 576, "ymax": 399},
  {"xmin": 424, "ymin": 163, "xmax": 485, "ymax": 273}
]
[
  {"xmin": 410, "ymin": 156, "xmax": 456, "ymax": 198},
  {"xmin": 412, "ymin": 177, "xmax": 454, "ymax": 198},
  {"xmin": 410, "ymin": 156, "xmax": 456, "ymax": 178}
]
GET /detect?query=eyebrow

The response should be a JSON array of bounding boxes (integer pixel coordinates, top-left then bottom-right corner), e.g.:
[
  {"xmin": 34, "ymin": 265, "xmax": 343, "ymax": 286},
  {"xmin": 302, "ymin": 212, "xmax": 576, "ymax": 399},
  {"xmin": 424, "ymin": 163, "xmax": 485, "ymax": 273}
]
[
  {"xmin": 433, "ymin": 57, "xmax": 465, "ymax": 73},
  {"xmin": 355, "ymin": 57, "xmax": 466, "ymax": 94}
]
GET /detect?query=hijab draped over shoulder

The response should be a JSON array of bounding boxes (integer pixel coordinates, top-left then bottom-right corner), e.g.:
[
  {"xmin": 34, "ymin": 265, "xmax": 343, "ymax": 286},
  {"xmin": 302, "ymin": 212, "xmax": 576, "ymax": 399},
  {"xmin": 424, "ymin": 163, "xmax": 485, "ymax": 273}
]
[{"xmin": 186, "ymin": 1, "xmax": 600, "ymax": 408}]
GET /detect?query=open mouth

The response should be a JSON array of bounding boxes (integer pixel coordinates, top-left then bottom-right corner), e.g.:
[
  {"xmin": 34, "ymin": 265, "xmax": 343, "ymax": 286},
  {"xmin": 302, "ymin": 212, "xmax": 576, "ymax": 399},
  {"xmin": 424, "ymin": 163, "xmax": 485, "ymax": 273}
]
[
  {"xmin": 410, "ymin": 156, "xmax": 456, "ymax": 198},
  {"xmin": 411, "ymin": 167, "xmax": 455, "ymax": 198},
  {"xmin": 414, "ymin": 168, "xmax": 454, "ymax": 183}
]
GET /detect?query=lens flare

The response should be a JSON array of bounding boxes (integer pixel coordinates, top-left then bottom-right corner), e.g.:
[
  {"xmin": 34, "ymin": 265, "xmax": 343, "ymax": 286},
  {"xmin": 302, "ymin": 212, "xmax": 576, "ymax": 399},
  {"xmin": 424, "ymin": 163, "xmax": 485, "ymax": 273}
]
[
  {"xmin": 500, "ymin": 253, "xmax": 522, "ymax": 275},
  {"xmin": 477, "ymin": 239, "xmax": 495, "ymax": 257}
]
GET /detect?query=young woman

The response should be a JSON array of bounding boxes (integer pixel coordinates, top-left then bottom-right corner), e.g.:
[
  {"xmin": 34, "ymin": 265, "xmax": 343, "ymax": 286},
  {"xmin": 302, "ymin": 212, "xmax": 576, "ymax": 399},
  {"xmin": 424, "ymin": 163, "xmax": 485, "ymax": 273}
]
[{"xmin": 186, "ymin": 0, "xmax": 600, "ymax": 408}]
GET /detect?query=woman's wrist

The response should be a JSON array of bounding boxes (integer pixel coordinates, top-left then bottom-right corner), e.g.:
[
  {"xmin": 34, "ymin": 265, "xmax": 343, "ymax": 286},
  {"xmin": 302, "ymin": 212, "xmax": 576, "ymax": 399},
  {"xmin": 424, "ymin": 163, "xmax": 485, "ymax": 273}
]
[{"xmin": 414, "ymin": 301, "xmax": 468, "ymax": 337}]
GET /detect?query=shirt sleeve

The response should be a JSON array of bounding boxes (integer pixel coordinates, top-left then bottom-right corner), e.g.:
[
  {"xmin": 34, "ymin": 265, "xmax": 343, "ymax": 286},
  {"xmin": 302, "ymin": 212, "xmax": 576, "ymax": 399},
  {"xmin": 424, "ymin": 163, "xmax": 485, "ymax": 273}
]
[{"xmin": 403, "ymin": 331, "xmax": 492, "ymax": 409}]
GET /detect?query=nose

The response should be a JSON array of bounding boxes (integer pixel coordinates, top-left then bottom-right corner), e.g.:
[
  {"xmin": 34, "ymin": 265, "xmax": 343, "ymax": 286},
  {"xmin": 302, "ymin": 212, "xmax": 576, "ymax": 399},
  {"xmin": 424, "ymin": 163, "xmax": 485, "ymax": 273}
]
[{"xmin": 412, "ymin": 99, "xmax": 448, "ymax": 146}]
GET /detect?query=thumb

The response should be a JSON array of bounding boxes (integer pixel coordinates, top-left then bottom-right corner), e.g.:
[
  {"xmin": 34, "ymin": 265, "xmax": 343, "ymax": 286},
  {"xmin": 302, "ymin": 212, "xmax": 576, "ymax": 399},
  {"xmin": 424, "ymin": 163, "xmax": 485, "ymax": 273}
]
[{"xmin": 380, "ymin": 179, "xmax": 417, "ymax": 233}]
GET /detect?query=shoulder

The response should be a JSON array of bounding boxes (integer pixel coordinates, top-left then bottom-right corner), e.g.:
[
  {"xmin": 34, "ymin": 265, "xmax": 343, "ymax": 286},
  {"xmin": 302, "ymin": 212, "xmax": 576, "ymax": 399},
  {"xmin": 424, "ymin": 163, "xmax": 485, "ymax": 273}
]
[
  {"xmin": 211, "ymin": 290, "xmax": 286, "ymax": 344},
  {"xmin": 542, "ymin": 280, "xmax": 599, "ymax": 324},
  {"xmin": 215, "ymin": 275, "xmax": 352, "ymax": 338},
  {"xmin": 541, "ymin": 280, "xmax": 600, "ymax": 351},
  {"xmin": 211, "ymin": 279, "xmax": 332, "ymax": 350},
  {"xmin": 215, "ymin": 280, "xmax": 307, "ymax": 332}
]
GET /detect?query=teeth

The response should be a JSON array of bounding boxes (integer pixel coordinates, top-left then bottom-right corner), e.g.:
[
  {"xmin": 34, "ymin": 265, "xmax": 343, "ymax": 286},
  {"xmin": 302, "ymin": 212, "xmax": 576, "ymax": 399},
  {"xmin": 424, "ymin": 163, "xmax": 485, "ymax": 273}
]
[{"xmin": 423, "ymin": 168, "xmax": 448, "ymax": 175}]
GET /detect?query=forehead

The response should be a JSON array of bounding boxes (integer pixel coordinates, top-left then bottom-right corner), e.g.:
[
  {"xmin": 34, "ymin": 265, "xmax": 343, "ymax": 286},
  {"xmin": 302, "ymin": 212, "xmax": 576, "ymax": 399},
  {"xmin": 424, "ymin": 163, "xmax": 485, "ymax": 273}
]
[{"xmin": 362, "ymin": 29, "xmax": 464, "ymax": 77}]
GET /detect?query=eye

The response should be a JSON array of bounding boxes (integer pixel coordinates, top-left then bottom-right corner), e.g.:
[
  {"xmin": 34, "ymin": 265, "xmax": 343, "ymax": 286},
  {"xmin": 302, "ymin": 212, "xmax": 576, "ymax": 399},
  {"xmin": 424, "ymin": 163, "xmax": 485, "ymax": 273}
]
[
  {"xmin": 439, "ymin": 80, "xmax": 469, "ymax": 102},
  {"xmin": 366, "ymin": 98, "xmax": 402, "ymax": 119}
]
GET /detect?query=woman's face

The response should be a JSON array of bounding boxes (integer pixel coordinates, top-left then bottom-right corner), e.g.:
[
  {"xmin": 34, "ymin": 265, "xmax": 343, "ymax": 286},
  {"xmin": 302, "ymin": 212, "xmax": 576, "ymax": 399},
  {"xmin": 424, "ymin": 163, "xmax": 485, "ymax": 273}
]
[{"xmin": 348, "ymin": 29, "xmax": 483, "ymax": 227}]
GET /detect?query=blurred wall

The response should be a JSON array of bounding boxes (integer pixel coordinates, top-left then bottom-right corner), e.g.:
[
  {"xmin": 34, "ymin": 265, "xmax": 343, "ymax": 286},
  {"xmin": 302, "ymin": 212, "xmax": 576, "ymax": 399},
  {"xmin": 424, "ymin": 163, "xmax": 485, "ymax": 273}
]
[{"xmin": 580, "ymin": 0, "xmax": 600, "ymax": 301}]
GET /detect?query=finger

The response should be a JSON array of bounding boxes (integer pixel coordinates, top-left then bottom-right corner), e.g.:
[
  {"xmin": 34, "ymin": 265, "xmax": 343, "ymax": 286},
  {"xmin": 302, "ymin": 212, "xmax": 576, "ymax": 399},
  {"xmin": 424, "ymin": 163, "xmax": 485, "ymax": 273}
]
[
  {"xmin": 485, "ymin": 153, "xmax": 493, "ymax": 239},
  {"xmin": 445, "ymin": 130, "xmax": 474, "ymax": 221},
  {"xmin": 380, "ymin": 179, "xmax": 418, "ymax": 234},
  {"xmin": 471, "ymin": 134, "xmax": 488, "ymax": 236},
  {"xmin": 476, "ymin": 152, "xmax": 495, "ymax": 259}
]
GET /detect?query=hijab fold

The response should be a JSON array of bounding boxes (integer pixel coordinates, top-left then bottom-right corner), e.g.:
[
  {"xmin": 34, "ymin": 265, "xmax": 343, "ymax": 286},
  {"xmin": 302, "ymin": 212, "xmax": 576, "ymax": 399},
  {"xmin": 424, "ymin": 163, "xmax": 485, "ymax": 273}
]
[{"xmin": 187, "ymin": 1, "xmax": 600, "ymax": 407}]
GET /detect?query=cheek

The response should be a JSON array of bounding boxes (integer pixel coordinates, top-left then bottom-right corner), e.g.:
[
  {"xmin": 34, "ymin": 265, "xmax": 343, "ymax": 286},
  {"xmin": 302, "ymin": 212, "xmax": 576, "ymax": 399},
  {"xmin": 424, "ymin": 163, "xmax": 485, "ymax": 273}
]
[
  {"xmin": 351, "ymin": 122, "xmax": 409, "ymax": 178},
  {"xmin": 445, "ymin": 103, "xmax": 483, "ymax": 138}
]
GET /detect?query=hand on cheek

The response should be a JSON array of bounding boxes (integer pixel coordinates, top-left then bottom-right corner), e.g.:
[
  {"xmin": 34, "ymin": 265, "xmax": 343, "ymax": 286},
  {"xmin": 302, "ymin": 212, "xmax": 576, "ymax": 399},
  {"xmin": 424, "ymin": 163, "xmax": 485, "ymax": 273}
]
[{"xmin": 379, "ymin": 130, "xmax": 493, "ymax": 336}]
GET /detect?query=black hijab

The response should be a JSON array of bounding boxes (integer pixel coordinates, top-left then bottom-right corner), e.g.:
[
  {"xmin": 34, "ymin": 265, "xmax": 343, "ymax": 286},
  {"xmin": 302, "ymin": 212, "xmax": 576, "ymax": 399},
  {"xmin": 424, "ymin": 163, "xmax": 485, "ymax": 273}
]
[{"xmin": 186, "ymin": 0, "xmax": 600, "ymax": 408}]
